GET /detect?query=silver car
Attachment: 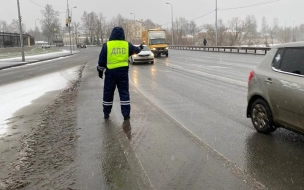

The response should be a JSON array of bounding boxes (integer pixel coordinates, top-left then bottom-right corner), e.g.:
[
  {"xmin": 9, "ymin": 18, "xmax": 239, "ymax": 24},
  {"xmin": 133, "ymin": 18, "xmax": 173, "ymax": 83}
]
[
  {"xmin": 247, "ymin": 42, "xmax": 304, "ymax": 134},
  {"xmin": 42, "ymin": 44, "xmax": 50, "ymax": 48},
  {"xmin": 129, "ymin": 45, "xmax": 154, "ymax": 64}
]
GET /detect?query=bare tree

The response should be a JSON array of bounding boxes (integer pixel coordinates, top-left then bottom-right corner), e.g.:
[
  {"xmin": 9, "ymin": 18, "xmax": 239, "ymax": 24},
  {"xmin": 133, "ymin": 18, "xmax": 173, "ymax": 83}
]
[
  {"xmin": 41, "ymin": 4, "xmax": 60, "ymax": 44},
  {"xmin": 188, "ymin": 20, "xmax": 202, "ymax": 45},
  {"xmin": 277, "ymin": 26, "xmax": 291, "ymax": 43},
  {"xmin": 106, "ymin": 17, "xmax": 117, "ymax": 39},
  {"xmin": 261, "ymin": 17, "xmax": 269, "ymax": 46},
  {"xmin": 226, "ymin": 17, "xmax": 245, "ymax": 46},
  {"xmin": 71, "ymin": 22, "xmax": 81, "ymax": 44},
  {"xmin": 108, "ymin": 14, "xmax": 134, "ymax": 41},
  {"xmin": 7, "ymin": 19, "xmax": 26, "ymax": 33},
  {"xmin": 27, "ymin": 25, "xmax": 44, "ymax": 41},
  {"xmin": 242, "ymin": 15, "xmax": 258, "ymax": 46},
  {"xmin": 0, "ymin": 20, "xmax": 10, "ymax": 32},
  {"xmin": 173, "ymin": 17, "xmax": 189, "ymax": 45},
  {"xmin": 268, "ymin": 18, "xmax": 280, "ymax": 45},
  {"xmin": 203, "ymin": 24, "xmax": 215, "ymax": 46},
  {"xmin": 298, "ymin": 24, "xmax": 304, "ymax": 41},
  {"xmin": 97, "ymin": 13, "xmax": 106, "ymax": 44},
  {"xmin": 81, "ymin": 11, "xmax": 89, "ymax": 44},
  {"xmin": 142, "ymin": 19, "xmax": 157, "ymax": 30},
  {"xmin": 217, "ymin": 19, "xmax": 228, "ymax": 46},
  {"xmin": 10, "ymin": 19, "xmax": 19, "ymax": 33},
  {"xmin": 81, "ymin": 11, "xmax": 97, "ymax": 44}
]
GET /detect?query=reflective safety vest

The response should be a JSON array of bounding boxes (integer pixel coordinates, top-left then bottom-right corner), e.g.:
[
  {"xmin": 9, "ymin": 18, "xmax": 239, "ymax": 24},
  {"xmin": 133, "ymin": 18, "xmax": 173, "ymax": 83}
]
[{"xmin": 107, "ymin": 41, "xmax": 129, "ymax": 69}]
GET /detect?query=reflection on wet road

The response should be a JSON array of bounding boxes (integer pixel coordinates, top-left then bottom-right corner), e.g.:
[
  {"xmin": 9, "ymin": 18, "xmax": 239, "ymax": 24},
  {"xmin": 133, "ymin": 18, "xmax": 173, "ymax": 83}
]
[
  {"xmin": 245, "ymin": 131, "xmax": 304, "ymax": 189},
  {"xmin": 125, "ymin": 50, "xmax": 304, "ymax": 189},
  {"xmin": 2, "ymin": 46, "xmax": 303, "ymax": 189},
  {"xmin": 122, "ymin": 120, "xmax": 132, "ymax": 140},
  {"xmin": 75, "ymin": 63, "xmax": 153, "ymax": 190}
]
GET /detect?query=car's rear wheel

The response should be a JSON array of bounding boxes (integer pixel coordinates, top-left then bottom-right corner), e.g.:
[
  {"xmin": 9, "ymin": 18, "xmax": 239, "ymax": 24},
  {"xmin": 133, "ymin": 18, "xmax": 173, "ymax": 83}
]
[
  {"xmin": 250, "ymin": 99, "xmax": 276, "ymax": 134},
  {"xmin": 166, "ymin": 53, "xmax": 168, "ymax": 57},
  {"xmin": 151, "ymin": 61, "xmax": 154, "ymax": 64}
]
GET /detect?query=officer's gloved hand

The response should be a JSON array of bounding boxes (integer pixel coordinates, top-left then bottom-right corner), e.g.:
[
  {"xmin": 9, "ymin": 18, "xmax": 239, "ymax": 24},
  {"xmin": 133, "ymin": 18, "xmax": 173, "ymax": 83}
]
[
  {"xmin": 139, "ymin": 44, "xmax": 144, "ymax": 50},
  {"xmin": 98, "ymin": 71, "xmax": 103, "ymax": 79}
]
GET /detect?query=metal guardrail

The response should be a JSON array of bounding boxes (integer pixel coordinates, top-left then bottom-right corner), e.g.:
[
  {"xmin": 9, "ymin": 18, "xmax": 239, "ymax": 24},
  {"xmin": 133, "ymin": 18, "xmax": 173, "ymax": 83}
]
[{"xmin": 169, "ymin": 45, "xmax": 271, "ymax": 55}]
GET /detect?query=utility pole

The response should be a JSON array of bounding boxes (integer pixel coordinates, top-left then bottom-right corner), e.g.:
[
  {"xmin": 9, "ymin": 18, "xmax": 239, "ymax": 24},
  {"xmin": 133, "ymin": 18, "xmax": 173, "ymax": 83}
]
[
  {"xmin": 67, "ymin": 0, "xmax": 72, "ymax": 53},
  {"xmin": 293, "ymin": 21, "xmax": 296, "ymax": 42},
  {"xmin": 17, "ymin": 0, "xmax": 25, "ymax": 62},
  {"xmin": 71, "ymin": 6, "xmax": 77, "ymax": 50},
  {"xmin": 215, "ymin": 0, "xmax": 218, "ymax": 46}
]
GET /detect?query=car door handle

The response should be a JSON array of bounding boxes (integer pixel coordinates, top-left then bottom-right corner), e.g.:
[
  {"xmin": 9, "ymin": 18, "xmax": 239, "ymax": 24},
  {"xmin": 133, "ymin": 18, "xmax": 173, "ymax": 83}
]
[{"xmin": 265, "ymin": 78, "xmax": 273, "ymax": 83}]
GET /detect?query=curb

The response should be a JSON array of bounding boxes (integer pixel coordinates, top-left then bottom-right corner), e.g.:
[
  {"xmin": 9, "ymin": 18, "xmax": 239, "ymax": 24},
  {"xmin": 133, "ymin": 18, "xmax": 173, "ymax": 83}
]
[{"xmin": 0, "ymin": 52, "xmax": 79, "ymax": 70}]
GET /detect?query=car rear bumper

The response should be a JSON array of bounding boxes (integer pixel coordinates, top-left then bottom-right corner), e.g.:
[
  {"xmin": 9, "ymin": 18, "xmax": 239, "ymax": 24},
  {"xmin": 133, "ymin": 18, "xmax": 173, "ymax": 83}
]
[
  {"xmin": 132, "ymin": 55, "xmax": 154, "ymax": 63},
  {"xmin": 151, "ymin": 49, "xmax": 168, "ymax": 54},
  {"xmin": 133, "ymin": 58, "xmax": 154, "ymax": 63}
]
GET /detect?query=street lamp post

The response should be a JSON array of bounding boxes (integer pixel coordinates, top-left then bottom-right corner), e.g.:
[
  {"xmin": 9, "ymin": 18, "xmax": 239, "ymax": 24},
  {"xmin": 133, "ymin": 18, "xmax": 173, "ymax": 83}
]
[
  {"xmin": 166, "ymin": 2, "xmax": 174, "ymax": 45},
  {"xmin": 17, "ymin": 0, "xmax": 25, "ymax": 61},
  {"xmin": 35, "ymin": 19, "xmax": 39, "ymax": 48},
  {"xmin": 130, "ymin": 13, "xmax": 135, "ymax": 21}
]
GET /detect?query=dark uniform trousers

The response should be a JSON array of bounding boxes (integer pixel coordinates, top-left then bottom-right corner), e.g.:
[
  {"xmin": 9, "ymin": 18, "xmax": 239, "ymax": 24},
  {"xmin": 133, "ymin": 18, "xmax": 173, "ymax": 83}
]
[{"xmin": 103, "ymin": 70, "xmax": 130, "ymax": 117}]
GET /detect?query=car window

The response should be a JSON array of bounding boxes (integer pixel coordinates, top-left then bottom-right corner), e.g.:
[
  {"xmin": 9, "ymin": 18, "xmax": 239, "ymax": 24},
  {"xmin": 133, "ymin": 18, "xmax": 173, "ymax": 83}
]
[
  {"xmin": 272, "ymin": 48, "xmax": 284, "ymax": 70},
  {"xmin": 280, "ymin": 48, "xmax": 304, "ymax": 75}
]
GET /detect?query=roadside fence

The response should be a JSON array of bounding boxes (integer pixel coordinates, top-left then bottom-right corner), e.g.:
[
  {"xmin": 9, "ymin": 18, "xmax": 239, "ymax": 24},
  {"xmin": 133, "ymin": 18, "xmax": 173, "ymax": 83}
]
[
  {"xmin": 169, "ymin": 45, "xmax": 271, "ymax": 55},
  {"xmin": 0, "ymin": 32, "xmax": 35, "ymax": 48}
]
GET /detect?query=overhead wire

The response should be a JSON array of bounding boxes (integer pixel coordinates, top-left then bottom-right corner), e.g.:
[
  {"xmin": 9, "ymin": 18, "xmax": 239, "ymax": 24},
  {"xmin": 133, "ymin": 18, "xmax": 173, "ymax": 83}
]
[
  {"xmin": 161, "ymin": 22, "xmax": 172, "ymax": 26},
  {"xmin": 161, "ymin": 10, "xmax": 215, "ymax": 26},
  {"xmin": 190, "ymin": 10, "xmax": 215, "ymax": 21},
  {"xmin": 28, "ymin": 0, "xmax": 45, "ymax": 8},
  {"xmin": 162, "ymin": 0, "xmax": 279, "ymax": 25},
  {"xmin": 219, "ymin": 0, "xmax": 280, "ymax": 11}
]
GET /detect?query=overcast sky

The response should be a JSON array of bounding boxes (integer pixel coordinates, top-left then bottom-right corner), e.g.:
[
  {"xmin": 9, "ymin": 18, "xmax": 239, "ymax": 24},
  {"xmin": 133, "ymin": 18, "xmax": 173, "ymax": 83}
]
[{"xmin": 1, "ymin": 0, "xmax": 303, "ymax": 32}]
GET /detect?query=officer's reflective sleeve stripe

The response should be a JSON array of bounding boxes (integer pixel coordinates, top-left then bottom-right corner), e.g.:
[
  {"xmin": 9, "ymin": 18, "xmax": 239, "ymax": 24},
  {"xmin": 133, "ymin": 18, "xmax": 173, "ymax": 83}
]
[
  {"xmin": 107, "ymin": 41, "xmax": 129, "ymax": 69},
  {"xmin": 97, "ymin": 66, "xmax": 105, "ymax": 71},
  {"xmin": 103, "ymin": 101, "xmax": 113, "ymax": 106},
  {"xmin": 120, "ymin": 101, "xmax": 130, "ymax": 105}
]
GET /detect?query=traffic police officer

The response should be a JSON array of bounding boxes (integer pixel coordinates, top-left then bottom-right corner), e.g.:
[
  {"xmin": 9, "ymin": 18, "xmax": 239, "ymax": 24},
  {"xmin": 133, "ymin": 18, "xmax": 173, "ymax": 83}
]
[{"xmin": 97, "ymin": 27, "xmax": 143, "ymax": 120}]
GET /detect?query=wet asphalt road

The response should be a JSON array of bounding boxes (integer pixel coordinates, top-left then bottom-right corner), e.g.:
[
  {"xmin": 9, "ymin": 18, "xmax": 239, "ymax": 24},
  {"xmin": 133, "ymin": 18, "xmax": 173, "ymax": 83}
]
[
  {"xmin": 126, "ymin": 49, "xmax": 304, "ymax": 190},
  {"xmin": 74, "ymin": 47, "xmax": 304, "ymax": 190},
  {"xmin": 1, "ymin": 46, "xmax": 304, "ymax": 189},
  {"xmin": 0, "ymin": 49, "xmax": 75, "ymax": 70}
]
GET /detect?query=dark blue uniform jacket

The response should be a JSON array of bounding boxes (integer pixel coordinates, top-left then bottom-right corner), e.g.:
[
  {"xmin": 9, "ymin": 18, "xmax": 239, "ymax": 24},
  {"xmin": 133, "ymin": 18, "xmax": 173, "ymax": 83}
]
[{"xmin": 97, "ymin": 27, "xmax": 141, "ymax": 74}]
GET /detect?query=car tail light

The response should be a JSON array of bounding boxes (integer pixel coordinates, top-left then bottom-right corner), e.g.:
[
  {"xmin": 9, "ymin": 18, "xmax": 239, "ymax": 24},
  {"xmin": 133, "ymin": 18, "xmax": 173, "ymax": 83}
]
[{"xmin": 248, "ymin": 70, "xmax": 255, "ymax": 84}]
